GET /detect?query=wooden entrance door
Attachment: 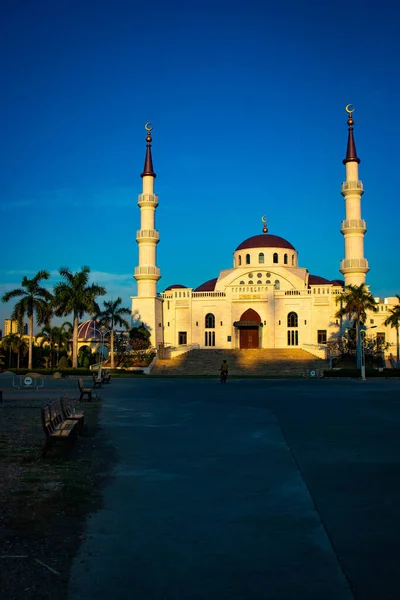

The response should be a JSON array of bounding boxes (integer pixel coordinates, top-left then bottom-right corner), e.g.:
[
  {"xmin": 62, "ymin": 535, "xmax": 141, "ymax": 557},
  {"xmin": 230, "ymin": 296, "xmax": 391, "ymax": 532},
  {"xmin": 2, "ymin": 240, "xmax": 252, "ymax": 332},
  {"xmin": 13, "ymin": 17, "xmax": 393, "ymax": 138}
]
[{"xmin": 240, "ymin": 327, "xmax": 259, "ymax": 349}]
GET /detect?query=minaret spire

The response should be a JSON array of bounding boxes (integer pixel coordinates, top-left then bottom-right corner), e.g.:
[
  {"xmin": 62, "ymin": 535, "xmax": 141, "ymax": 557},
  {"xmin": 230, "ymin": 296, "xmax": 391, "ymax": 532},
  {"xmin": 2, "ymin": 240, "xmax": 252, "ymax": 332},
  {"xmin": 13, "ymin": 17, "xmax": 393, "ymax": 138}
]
[
  {"xmin": 339, "ymin": 105, "xmax": 369, "ymax": 286},
  {"xmin": 343, "ymin": 106, "xmax": 360, "ymax": 164},
  {"xmin": 141, "ymin": 123, "xmax": 156, "ymax": 178}
]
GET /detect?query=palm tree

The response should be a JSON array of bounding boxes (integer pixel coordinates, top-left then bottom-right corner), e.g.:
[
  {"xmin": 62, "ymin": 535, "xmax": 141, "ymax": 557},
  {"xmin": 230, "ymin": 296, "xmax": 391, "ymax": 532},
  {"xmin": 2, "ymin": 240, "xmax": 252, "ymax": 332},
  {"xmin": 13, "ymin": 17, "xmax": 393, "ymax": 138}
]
[
  {"xmin": 37, "ymin": 325, "xmax": 71, "ymax": 368},
  {"xmin": 53, "ymin": 266, "xmax": 106, "ymax": 368},
  {"xmin": 1, "ymin": 333, "xmax": 28, "ymax": 369},
  {"xmin": 335, "ymin": 283, "xmax": 378, "ymax": 367},
  {"xmin": 94, "ymin": 297, "xmax": 131, "ymax": 369},
  {"xmin": 1, "ymin": 271, "xmax": 52, "ymax": 370},
  {"xmin": 384, "ymin": 295, "xmax": 400, "ymax": 362}
]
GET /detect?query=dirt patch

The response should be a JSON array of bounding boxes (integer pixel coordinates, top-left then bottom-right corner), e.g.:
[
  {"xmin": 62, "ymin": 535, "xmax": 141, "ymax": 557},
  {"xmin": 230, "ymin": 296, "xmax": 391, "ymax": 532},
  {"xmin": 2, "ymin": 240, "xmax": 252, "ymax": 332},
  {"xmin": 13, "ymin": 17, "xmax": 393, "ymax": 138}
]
[{"xmin": 0, "ymin": 397, "xmax": 115, "ymax": 600}]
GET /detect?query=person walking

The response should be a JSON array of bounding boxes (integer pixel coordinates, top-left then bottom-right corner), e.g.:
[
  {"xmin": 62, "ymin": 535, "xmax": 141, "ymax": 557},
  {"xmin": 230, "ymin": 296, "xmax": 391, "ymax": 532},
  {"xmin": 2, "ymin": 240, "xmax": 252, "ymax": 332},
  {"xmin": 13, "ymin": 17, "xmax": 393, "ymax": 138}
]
[{"xmin": 219, "ymin": 359, "xmax": 228, "ymax": 384}]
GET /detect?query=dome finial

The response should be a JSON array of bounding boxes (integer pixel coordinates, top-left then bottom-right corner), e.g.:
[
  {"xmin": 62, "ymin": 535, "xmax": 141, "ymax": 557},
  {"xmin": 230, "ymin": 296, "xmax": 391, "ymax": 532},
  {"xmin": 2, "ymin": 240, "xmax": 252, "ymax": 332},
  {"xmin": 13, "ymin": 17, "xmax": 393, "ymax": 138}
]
[
  {"xmin": 261, "ymin": 215, "xmax": 268, "ymax": 233},
  {"xmin": 345, "ymin": 103, "xmax": 354, "ymax": 127}
]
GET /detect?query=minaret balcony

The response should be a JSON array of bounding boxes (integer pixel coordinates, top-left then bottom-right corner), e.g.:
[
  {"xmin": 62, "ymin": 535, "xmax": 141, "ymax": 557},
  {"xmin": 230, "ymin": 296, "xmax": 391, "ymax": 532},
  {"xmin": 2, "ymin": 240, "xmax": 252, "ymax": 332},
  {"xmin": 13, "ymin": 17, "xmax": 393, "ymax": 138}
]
[
  {"xmin": 134, "ymin": 266, "xmax": 161, "ymax": 279},
  {"xmin": 138, "ymin": 193, "xmax": 159, "ymax": 207},
  {"xmin": 340, "ymin": 258, "xmax": 369, "ymax": 270},
  {"xmin": 136, "ymin": 229, "xmax": 160, "ymax": 242},
  {"xmin": 341, "ymin": 180, "xmax": 364, "ymax": 195},
  {"xmin": 341, "ymin": 219, "xmax": 367, "ymax": 234}
]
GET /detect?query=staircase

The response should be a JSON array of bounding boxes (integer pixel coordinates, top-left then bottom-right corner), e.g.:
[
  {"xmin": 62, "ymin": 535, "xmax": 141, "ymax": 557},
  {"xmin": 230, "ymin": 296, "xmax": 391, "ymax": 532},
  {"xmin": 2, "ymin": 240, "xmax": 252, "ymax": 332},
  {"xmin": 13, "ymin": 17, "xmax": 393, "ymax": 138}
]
[{"xmin": 151, "ymin": 349, "xmax": 327, "ymax": 377}]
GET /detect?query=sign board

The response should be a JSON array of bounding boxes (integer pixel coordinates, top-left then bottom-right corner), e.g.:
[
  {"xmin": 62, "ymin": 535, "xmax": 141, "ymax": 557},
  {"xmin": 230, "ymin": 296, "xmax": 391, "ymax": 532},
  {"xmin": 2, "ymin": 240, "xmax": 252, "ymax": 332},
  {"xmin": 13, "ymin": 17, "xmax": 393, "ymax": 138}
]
[{"xmin": 24, "ymin": 376, "xmax": 33, "ymax": 386}]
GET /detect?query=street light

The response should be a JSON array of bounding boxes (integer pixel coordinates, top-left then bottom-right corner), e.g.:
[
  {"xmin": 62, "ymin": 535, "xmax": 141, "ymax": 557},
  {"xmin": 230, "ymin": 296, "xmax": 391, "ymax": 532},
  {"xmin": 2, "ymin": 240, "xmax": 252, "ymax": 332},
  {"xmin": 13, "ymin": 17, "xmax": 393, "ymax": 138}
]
[
  {"xmin": 360, "ymin": 325, "xmax": 377, "ymax": 381},
  {"xmin": 346, "ymin": 324, "xmax": 377, "ymax": 381},
  {"xmin": 98, "ymin": 325, "xmax": 111, "ymax": 372}
]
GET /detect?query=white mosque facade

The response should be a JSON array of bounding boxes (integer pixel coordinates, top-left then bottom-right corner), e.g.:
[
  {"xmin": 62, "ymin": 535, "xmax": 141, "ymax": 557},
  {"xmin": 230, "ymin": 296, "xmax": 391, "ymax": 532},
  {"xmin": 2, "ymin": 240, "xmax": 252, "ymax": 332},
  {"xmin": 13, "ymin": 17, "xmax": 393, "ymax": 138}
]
[{"xmin": 131, "ymin": 114, "xmax": 398, "ymax": 357}]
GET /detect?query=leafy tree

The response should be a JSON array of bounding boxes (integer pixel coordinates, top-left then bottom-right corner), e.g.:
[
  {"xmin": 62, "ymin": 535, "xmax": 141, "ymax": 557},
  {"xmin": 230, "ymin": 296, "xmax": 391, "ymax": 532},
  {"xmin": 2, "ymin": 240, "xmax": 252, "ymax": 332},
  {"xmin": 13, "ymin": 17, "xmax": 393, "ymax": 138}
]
[
  {"xmin": 1, "ymin": 271, "xmax": 52, "ymax": 369},
  {"xmin": 335, "ymin": 283, "xmax": 379, "ymax": 367},
  {"xmin": 94, "ymin": 297, "xmax": 131, "ymax": 369},
  {"xmin": 37, "ymin": 325, "xmax": 71, "ymax": 368},
  {"xmin": 384, "ymin": 295, "xmax": 400, "ymax": 362},
  {"xmin": 53, "ymin": 266, "xmax": 106, "ymax": 368},
  {"xmin": 129, "ymin": 326, "xmax": 151, "ymax": 350},
  {"xmin": 78, "ymin": 346, "xmax": 95, "ymax": 368},
  {"xmin": 1, "ymin": 333, "xmax": 28, "ymax": 369},
  {"xmin": 335, "ymin": 283, "xmax": 379, "ymax": 325}
]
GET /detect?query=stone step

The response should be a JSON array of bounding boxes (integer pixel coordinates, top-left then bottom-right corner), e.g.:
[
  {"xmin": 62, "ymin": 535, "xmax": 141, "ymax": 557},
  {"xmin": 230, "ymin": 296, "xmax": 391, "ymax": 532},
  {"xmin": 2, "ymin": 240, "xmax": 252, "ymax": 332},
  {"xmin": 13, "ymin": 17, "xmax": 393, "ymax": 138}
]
[{"xmin": 151, "ymin": 349, "xmax": 327, "ymax": 376}]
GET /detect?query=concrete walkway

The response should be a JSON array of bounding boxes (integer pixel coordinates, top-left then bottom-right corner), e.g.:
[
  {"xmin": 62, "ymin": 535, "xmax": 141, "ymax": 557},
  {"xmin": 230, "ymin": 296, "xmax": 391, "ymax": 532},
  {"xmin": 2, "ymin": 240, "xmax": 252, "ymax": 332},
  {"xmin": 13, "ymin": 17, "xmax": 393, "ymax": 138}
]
[{"xmin": 68, "ymin": 378, "xmax": 400, "ymax": 600}]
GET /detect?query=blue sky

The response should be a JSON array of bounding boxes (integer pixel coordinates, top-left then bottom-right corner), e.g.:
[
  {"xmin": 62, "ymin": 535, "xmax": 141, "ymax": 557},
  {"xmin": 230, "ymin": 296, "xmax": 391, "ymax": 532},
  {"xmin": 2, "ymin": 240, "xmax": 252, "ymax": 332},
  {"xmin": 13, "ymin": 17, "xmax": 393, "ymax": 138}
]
[{"xmin": 1, "ymin": 0, "xmax": 399, "ymax": 331}]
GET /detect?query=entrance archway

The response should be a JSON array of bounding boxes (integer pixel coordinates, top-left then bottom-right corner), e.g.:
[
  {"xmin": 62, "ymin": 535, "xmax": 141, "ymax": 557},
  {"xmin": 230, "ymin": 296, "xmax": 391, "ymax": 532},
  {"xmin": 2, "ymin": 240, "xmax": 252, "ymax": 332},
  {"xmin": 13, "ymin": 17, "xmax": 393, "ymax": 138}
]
[{"xmin": 234, "ymin": 309, "xmax": 262, "ymax": 349}]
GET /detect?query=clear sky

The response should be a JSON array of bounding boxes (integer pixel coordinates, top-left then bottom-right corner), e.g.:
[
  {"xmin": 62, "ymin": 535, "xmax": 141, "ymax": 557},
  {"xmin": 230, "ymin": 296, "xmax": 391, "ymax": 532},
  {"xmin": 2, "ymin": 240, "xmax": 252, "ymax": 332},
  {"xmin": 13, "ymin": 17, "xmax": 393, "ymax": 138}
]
[{"xmin": 1, "ymin": 0, "xmax": 399, "ymax": 332}]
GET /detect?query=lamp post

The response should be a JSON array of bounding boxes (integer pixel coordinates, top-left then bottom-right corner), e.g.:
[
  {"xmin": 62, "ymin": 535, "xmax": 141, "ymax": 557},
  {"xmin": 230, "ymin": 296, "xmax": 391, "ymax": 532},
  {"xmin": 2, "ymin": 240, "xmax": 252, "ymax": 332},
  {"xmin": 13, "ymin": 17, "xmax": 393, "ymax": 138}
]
[
  {"xmin": 98, "ymin": 326, "xmax": 111, "ymax": 372},
  {"xmin": 345, "ymin": 324, "xmax": 377, "ymax": 381},
  {"xmin": 360, "ymin": 325, "xmax": 377, "ymax": 381}
]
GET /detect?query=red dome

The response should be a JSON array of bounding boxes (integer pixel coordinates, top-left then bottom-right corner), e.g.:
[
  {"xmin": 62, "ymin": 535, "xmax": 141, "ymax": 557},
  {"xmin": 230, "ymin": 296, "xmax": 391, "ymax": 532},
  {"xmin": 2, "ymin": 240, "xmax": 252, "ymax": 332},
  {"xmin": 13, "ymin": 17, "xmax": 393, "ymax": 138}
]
[
  {"xmin": 194, "ymin": 278, "xmax": 217, "ymax": 292},
  {"xmin": 235, "ymin": 234, "xmax": 296, "ymax": 251},
  {"xmin": 308, "ymin": 275, "xmax": 330, "ymax": 285},
  {"xmin": 164, "ymin": 284, "xmax": 187, "ymax": 291}
]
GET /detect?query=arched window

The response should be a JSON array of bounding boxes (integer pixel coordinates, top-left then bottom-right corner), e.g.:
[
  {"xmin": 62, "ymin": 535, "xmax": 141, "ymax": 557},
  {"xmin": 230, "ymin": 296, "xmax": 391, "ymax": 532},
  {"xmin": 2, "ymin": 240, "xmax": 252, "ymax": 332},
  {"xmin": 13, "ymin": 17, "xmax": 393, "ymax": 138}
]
[
  {"xmin": 238, "ymin": 255, "xmax": 242, "ymax": 266},
  {"xmin": 259, "ymin": 252, "xmax": 264, "ymax": 264},
  {"xmin": 284, "ymin": 254, "xmax": 288, "ymax": 264},
  {"xmin": 275, "ymin": 280, "xmax": 280, "ymax": 290},
  {"xmin": 287, "ymin": 312, "xmax": 298, "ymax": 327},
  {"xmin": 273, "ymin": 253, "xmax": 278, "ymax": 264},
  {"xmin": 246, "ymin": 254, "xmax": 251, "ymax": 265},
  {"xmin": 205, "ymin": 313, "xmax": 215, "ymax": 328},
  {"xmin": 291, "ymin": 254, "xmax": 295, "ymax": 266}
]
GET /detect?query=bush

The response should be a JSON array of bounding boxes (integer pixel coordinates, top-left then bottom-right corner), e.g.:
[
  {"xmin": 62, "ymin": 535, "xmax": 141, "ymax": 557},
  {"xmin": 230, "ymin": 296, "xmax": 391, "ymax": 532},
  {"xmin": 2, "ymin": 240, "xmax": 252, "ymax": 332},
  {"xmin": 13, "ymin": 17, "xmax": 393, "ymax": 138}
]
[{"xmin": 58, "ymin": 356, "xmax": 70, "ymax": 369}]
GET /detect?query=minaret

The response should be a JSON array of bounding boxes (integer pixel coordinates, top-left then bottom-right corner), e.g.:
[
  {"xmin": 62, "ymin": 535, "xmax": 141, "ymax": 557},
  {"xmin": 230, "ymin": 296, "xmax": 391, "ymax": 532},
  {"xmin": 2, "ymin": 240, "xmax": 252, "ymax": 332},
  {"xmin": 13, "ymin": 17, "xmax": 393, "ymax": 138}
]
[
  {"xmin": 339, "ymin": 105, "xmax": 369, "ymax": 286},
  {"xmin": 134, "ymin": 122, "xmax": 161, "ymax": 296}
]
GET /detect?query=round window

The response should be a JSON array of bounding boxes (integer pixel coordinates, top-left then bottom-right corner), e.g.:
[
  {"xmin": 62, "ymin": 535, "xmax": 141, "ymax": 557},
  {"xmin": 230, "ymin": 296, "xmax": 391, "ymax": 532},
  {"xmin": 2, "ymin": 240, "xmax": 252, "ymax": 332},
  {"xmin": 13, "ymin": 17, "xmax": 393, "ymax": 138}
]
[
  {"xmin": 248, "ymin": 273, "xmax": 253, "ymax": 278},
  {"xmin": 257, "ymin": 273, "xmax": 262, "ymax": 278},
  {"xmin": 266, "ymin": 272, "xmax": 271, "ymax": 277}
]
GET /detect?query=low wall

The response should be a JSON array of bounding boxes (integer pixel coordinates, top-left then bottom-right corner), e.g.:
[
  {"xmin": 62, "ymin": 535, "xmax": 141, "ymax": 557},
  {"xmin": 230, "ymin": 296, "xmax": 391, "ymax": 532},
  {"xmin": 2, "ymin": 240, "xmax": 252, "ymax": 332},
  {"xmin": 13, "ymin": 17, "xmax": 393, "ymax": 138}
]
[{"xmin": 301, "ymin": 344, "xmax": 329, "ymax": 360}]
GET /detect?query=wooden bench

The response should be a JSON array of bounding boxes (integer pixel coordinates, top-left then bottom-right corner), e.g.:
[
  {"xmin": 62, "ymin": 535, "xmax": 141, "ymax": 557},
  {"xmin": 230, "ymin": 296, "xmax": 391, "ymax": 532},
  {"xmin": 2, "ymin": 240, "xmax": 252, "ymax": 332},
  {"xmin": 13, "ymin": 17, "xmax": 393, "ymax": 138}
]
[
  {"xmin": 78, "ymin": 378, "xmax": 93, "ymax": 402},
  {"xmin": 92, "ymin": 372, "xmax": 102, "ymax": 388},
  {"xmin": 102, "ymin": 370, "xmax": 111, "ymax": 384},
  {"xmin": 41, "ymin": 400, "xmax": 78, "ymax": 456},
  {"xmin": 61, "ymin": 396, "xmax": 85, "ymax": 433}
]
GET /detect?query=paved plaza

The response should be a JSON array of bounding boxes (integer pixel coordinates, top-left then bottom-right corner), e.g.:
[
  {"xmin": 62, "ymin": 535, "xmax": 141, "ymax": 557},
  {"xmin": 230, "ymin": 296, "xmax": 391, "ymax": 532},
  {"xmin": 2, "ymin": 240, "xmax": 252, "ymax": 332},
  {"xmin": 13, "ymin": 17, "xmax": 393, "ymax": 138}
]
[{"xmin": 64, "ymin": 377, "xmax": 400, "ymax": 600}]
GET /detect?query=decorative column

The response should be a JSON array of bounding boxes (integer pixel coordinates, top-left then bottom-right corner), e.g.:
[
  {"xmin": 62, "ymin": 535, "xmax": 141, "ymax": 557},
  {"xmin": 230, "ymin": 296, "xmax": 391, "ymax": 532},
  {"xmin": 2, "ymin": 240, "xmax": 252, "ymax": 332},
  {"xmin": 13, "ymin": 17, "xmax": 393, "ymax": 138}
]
[
  {"xmin": 134, "ymin": 122, "xmax": 161, "ymax": 296},
  {"xmin": 339, "ymin": 105, "xmax": 369, "ymax": 286}
]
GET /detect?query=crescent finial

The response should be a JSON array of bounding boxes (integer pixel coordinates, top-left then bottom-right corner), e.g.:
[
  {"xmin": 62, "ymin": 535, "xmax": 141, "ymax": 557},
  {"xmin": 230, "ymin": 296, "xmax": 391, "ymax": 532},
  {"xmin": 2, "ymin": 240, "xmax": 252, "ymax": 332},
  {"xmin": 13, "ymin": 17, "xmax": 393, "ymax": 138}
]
[
  {"xmin": 145, "ymin": 122, "xmax": 153, "ymax": 132},
  {"xmin": 261, "ymin": 215, "xmax": 268, "ymax": 233},
  {"xmin": 345, "ymin": 104, "xmax": 354, "ymax": 114}
]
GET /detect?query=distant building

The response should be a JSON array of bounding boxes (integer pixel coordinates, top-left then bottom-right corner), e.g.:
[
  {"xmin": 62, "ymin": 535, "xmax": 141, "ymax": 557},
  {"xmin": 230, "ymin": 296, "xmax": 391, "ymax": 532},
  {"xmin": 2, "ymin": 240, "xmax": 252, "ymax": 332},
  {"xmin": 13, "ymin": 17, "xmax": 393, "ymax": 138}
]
[{"xmin": 4, "ymin": 319, "xmax": 26, "ymax": 336}]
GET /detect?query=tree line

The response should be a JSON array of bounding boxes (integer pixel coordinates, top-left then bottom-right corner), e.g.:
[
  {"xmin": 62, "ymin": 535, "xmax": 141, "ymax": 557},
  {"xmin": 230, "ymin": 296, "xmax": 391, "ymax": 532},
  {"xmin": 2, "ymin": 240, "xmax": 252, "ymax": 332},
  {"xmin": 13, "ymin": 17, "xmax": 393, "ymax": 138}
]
[{"xmin": 1, "ymin": 266, "xmax": 131, "ymax": 370}]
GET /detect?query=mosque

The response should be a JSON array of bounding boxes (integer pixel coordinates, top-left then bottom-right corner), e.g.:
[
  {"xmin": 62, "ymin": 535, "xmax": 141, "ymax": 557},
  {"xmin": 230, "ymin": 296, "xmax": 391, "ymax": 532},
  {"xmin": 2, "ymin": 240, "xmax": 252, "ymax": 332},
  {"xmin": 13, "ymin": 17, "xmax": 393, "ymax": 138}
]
[{"xmin": 130, "ymin": 109, "xmax": 397, "ymax": 358}]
